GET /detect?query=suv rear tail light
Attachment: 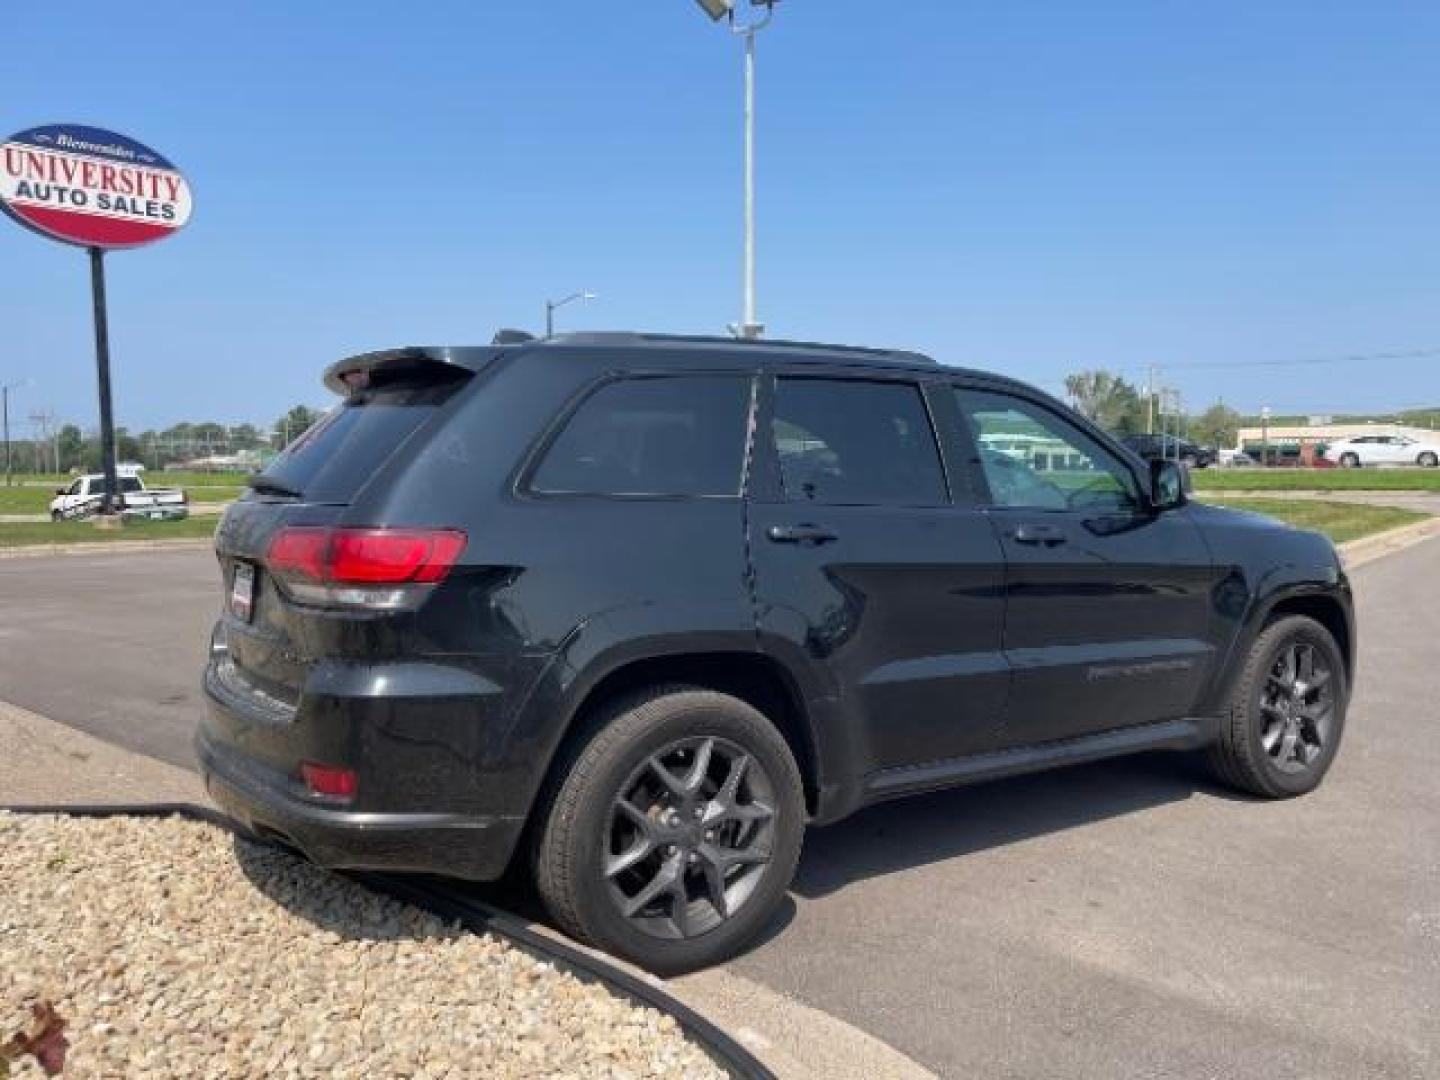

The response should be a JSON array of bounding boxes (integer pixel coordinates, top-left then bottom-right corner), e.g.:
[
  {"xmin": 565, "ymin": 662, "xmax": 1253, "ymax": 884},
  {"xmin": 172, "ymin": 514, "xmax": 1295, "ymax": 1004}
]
[{"xmin": 266, "ymin": 526, "xmax": 466, "ymax": 609}]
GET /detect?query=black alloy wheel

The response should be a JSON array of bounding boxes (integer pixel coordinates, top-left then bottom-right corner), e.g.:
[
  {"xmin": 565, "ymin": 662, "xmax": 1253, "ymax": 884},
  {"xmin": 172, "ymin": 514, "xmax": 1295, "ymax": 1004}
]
[
  {"xmin": 604, "ymin": 736, "xmax": 776, "ymax": 941},
  {"xmin": 534, "ymin": 686, "xmax": 805, "ymax": 974},
  {"xmin": 1255, "ymin": 640, "xmax": 1337, "ymax": 775}
]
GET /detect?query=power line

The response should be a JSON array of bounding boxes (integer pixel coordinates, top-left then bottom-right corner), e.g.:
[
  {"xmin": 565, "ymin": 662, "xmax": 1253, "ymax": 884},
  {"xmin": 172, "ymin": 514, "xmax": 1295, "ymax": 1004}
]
[{"xmin": 1162, "ymin": 346, "xmax": 1440, "ymax": 371}]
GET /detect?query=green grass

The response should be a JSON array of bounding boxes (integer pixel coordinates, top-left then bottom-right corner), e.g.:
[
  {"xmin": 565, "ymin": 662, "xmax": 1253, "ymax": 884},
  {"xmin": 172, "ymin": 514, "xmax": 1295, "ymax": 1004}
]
[
  {"xmin": 1191, "ymin": 468, "xmax": 1440, "ymax": 492},
  {"xmin": 0, "ymin": 482, "xmax": 243, "ymax": 514},
  {"xmin": 0, "ymin": 516, "xmax": 218, "ymax": 548},
  {"xmin": 1209, "ymin": 498, "xmax": 1428, "ymax": 544}
]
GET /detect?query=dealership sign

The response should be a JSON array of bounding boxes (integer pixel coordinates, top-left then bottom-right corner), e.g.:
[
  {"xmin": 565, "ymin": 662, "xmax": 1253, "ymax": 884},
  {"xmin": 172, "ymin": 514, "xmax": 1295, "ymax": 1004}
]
[{"xmin": 0, "ymin": 123, "xmax": 192, "ymax": 249}]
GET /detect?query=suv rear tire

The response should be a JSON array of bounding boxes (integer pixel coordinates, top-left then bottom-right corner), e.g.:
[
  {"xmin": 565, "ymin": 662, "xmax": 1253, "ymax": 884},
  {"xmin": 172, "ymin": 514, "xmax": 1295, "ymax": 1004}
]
[
  {"xmin": 1207, "ymin": 615, "xmax": 1347, "ymax": 798},
  {"xmin": 534, "ymin": 686, "xmax": 805, "ymax": 975},
  {"xmin": 1339, "ymin": 452, "xmax": 1360, "ymax": 468},
  {"xmin": 1418, "ymin": 451, "xmax": 1438, "ymax": 468}
]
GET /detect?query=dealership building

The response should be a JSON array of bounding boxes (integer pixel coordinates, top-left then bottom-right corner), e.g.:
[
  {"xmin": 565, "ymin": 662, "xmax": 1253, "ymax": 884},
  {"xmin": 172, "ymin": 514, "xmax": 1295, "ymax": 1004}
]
[{"xmin": 1235, "ymin": 421, "xmax": 1435, "ymax": 457}]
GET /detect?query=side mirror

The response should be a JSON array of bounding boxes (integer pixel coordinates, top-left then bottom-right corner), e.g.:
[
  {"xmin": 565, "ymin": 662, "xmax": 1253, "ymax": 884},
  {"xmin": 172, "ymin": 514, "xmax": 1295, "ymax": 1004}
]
[
  {"xmin": 1150, "ymin": 459, "xmax": 1188, "ymax": 510},
  {"xmin": 55, "ymin": 487, "xmax": 67, "ymax": 496}
]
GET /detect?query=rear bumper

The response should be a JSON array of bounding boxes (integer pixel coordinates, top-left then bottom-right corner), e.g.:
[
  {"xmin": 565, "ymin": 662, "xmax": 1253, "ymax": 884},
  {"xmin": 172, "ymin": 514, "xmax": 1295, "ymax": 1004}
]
[
  {"xmin": 197, "ymin": 640, "xmax": 538, "ymax": 881},
  {"xmin": 127, "ymin": 507, "xmax": 189, "ymax": 521},
  {"xmin": 197, "ymin": 727, "xmax": 525, "ymax": 880}
]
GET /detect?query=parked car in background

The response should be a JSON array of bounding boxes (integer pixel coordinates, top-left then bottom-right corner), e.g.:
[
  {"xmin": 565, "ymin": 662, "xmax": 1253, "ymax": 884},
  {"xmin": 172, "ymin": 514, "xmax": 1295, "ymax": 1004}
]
[
  {"xmin": 1216, "ymin": 449, "xmax": 1256, "ymax": 468},
  {"xmin": 200, "ymin": 332, "xmax": 1354, "ymax": 973},
  {"xmin": 1322, "ymin": 434, "xmax": 1440, "ymax": 468},
  {"xmin": 1121, "ymin": 433, "xmax": 1215, "ymax": 468},
  {"xmin": 50, "ymin": 473, "xmax": 189, "ymax": 521}
]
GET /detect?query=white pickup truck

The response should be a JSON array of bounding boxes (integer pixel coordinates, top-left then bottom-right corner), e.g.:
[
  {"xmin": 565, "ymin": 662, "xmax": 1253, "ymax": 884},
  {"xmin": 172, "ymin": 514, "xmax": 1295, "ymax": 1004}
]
[{"xmin": 49, "ymin": 474, "xmax": 189, "ymax": 522}]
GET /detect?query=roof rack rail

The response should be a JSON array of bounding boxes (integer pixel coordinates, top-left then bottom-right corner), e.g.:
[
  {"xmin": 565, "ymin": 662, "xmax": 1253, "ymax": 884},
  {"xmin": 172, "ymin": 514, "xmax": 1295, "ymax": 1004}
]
[{"xmin": 545, "ymin": 330, "xmax": 934, "ymax": 365}]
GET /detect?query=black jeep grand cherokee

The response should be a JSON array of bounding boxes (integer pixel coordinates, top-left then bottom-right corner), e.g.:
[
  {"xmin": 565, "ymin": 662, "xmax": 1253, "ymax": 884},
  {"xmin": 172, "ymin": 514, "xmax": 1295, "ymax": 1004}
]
[{"xmin": 200, "ymin": 332, "xmax": 1353, "ymax": 973}]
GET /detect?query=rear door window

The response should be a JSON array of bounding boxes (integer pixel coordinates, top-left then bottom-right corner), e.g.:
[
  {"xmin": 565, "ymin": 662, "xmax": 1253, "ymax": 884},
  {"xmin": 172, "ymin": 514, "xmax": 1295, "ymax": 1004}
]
[
  {"xmin": 530, "ymin": 375, "xmax": 752, "ymax": 497},
  {"xmin": 771, "ymin": 378, "xmax": 947, "ymax": 505},
  {"xmin": 256, "ymin": 378, "xmax": 466, "ymax": 504}
]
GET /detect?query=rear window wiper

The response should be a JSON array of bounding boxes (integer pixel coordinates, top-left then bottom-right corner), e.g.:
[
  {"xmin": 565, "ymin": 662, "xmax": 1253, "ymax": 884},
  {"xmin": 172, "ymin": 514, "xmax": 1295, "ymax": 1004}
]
[{"xmin": 247, "ymin": 475, "xmax": 304, "ymax": 499}]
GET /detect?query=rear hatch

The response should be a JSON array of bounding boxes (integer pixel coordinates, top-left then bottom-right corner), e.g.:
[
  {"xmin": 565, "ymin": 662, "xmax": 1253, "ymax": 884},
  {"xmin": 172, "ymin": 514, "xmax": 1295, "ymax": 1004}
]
[{"xmin": 214, "ymin": 350, "xmax": 485, "ymax": 704}]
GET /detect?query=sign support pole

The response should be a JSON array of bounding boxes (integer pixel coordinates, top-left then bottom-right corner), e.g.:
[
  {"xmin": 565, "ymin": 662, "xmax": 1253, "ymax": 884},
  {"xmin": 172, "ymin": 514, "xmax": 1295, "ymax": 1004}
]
[{"xmin": 88, "ymin": 246, "xmax": 120, "ymax": 517}]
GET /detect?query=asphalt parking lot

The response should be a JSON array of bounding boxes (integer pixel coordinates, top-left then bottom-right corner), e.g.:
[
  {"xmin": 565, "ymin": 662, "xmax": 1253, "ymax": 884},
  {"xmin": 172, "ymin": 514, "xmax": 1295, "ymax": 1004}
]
[{"xmin": 1, "ymin": 540, "xmax": 1436, "ymax": 1078}]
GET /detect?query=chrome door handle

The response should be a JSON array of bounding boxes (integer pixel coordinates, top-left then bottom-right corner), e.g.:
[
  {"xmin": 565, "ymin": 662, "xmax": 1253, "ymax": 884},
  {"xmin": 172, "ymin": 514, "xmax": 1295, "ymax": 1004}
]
[
  {"xmin": 1011, "ymin": 523, "xmax": 1067, "ymax": 547},
  {"xmin": 767, "ymin": 524, "xmax": 837, "ymax": 546}
]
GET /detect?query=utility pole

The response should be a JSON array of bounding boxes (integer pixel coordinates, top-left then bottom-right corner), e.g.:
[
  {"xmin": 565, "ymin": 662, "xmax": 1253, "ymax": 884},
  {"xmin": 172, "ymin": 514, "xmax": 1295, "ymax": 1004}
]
[
  {"xmin": 1145, "ymin": 364, "xmax": 1157, "ymax": 434},
  {"xmin": 2, "ymin": 384, "xmax": 10, "ymax": 487},
  {"xmin": 2, "ymin": 380, "xmax": 29, "ymax": 487},
  {"xmin": 29, "ymin": 409, "xmax": 58, "ymax": 476}
]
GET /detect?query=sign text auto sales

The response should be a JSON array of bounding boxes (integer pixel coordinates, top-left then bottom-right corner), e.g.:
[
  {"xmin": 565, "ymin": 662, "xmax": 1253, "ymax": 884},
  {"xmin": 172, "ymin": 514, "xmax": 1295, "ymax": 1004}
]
[{"xmin": 3, "ymin": 142, "xmax": 184, "ymax": 222}]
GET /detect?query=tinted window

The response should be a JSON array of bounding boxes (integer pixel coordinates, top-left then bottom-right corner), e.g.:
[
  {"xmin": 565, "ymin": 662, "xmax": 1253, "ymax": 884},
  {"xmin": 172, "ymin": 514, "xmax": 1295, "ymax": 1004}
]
[
  {"xmin": 120, "ymin": 477, "xmax": 143, "ymax": 493},
  {"xmin": 955, "ymin": 388, "xmax": 1141, "ymax": 512},
  {"xmin": 258, "ymin": 377, "xmax": 466, "ymax": 503},
  {"xmin": 532, "ymin": 376, "xmax": 751, "ymax": 496},
  {"xmin": 772, "ymin": 379, "xmax": 946, "ymax": 505}
]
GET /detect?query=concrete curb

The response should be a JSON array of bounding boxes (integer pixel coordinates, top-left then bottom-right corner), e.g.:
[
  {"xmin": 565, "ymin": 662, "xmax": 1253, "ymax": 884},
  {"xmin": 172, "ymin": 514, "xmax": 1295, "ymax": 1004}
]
[
  {"xmin": 1335, "ymin": 514, "xmax": 1440, "ymax": 568},
  {"xmin": 462, "ymin": 889, "xmax": 938, "ymax": 1080},
  {"xmin": 0, "ymin": 537, "xmax": 214, "ymax": 559},
  {"xmin": 1200, "ymin": 488, "xmax": 1440, "ymax": 496},
  {"xmin": 0, "ymin": 503, "xmax": 229, "ymax": 524},
  {"xmin": 1200, "ymin": 489, "xmax": 1440, "ymax": 513}
]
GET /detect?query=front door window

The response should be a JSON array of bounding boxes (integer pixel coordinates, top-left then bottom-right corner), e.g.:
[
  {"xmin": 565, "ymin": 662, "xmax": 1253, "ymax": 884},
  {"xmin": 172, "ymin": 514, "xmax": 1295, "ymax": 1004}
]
[{"xmin": 953, "ymin": 389, "xmax": 1141, "ymax": 513}]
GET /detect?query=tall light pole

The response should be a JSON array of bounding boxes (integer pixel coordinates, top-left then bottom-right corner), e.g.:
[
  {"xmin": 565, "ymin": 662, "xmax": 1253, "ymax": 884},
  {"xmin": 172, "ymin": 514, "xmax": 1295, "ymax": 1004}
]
[
  {"xmin": 695, "ymin": 0, "xmax": 779, "ymax": 340},
  {"xmin": 545, "ymin": 290, "xmax": 597, "ymax": 338}
]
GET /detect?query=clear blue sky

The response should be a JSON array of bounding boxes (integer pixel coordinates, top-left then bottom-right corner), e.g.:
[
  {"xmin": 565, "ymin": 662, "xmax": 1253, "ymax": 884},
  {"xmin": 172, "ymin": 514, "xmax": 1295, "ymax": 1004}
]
[{"xmin": 4, "ymin": 1, "xmax": 1439, "ymax": 432}]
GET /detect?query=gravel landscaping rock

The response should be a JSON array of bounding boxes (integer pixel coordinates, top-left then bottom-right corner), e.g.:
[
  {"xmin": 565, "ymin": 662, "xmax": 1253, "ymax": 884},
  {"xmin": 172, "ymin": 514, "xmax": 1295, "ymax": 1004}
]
[{"xmin": 0, "ymin": 813, "xmax": 729, "ymax": 1079}]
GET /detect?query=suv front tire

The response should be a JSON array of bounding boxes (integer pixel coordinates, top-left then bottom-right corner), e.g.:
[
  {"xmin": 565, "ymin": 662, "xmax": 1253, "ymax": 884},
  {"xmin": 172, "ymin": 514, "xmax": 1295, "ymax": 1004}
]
[
  {"xmin": 534, "ymin": 686, "xmax": 806, "ymax": 974},
  {"xmin": 1208, "ymin": 615, "xmax": 1348, "ymax": 798}
]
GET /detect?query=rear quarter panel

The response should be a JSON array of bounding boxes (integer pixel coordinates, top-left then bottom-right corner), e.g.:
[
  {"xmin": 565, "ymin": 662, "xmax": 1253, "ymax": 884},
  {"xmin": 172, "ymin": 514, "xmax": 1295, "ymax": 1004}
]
[{"xmin": 342, "ymin": 352, "xmax": 758, "ymax": 814}]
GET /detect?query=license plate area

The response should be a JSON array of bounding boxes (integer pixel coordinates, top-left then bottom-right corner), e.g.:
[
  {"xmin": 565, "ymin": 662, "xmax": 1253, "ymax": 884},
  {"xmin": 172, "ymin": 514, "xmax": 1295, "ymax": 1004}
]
[{"xmin": 230, "ymin": 562, "xmax": 256, "ymax": 622}]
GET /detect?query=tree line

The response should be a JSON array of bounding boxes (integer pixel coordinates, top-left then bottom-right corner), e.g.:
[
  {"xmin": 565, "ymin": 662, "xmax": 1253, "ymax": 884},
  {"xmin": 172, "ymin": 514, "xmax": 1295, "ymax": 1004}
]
[
  {"xmin": 1063, "ymin": 370, "xmax": 1242, "ymax": 448},
  {"xmin": 7, "ymin": 405, "xmax": 324, "ymax": 475}
]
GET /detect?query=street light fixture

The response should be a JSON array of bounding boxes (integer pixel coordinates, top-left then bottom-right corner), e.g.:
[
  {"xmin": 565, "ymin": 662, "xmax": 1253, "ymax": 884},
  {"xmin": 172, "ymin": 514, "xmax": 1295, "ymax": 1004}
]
[
  {"xmin": 694, "ymin": 0, "xmax": 780, "ymax": 339},
  {"xmin": 545, "ymin": 290, "xmax": 597, "ymax": 338},
  {"xmin": 694, "ymin": 0, "xmax": 735, "ymax": 19}
]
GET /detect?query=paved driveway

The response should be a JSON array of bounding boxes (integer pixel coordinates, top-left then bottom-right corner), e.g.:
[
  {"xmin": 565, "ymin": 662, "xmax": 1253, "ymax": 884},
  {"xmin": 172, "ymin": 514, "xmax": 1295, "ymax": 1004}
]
[
  {"xmin": 0, "ymin": 541, "xmax": 1435, "ymax": 1078},
  {"xmin": 0, "ymin": 549, "xmax": 218, "ymax": 769}
]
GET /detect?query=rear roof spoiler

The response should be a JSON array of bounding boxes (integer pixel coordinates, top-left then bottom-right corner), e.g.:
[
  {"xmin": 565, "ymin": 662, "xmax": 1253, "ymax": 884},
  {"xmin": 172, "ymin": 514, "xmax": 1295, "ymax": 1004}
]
[{"xmin": 323, "ymin": 346, "xmax": 502, "ymax": 395}]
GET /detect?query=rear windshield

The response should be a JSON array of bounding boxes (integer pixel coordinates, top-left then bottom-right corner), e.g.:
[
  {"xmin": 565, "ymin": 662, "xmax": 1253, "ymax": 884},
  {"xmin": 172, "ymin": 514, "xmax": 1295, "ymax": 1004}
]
[{"xmin": 257, "ymin": 379, "xmax": 465, "ymax": 503}]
